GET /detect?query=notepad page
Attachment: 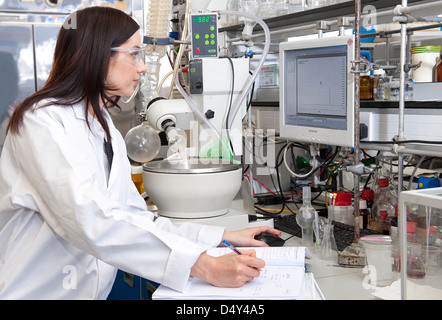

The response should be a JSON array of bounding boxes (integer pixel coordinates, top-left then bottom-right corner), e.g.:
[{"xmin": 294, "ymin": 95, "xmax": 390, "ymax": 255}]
[
  {"xmin": 206, "ymin": 246, "xmax": 311, "ymax": 267},
  {"xmin": 153, "ymin": 266, "xmax": 306, "ymax": 300}
]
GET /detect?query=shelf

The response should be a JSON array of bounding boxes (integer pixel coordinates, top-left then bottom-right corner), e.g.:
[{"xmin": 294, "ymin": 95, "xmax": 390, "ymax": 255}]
[
  {"xmin": 361, "ymin": 100, "xmax": 442, "ymax": 108},
  {"xmin": 220, "ymin": 0, "xmax": 425, "ymax": 33}
]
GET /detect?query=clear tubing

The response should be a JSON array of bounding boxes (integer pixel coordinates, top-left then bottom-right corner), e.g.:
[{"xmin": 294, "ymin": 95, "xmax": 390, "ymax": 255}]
[
  {"xmin": 174, "ymin": 73, "xmax": 221, "ymax": 140},
  {"xmin": 165, "ymin": 10, "xmax": 270, "ymax": 142},
  {"xmin": 166, "ymin": 0, "xmax": 190, "ymax": 99},
  {"xmin": 218, "ymin": 10, "xmax": 271, "ymax": 130}
]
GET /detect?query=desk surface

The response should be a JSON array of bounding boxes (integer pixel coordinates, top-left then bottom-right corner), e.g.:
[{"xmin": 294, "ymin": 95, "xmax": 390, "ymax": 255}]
[{"xmin": 282, "ymin": 233, "xmax": 377, "ymax": 300}]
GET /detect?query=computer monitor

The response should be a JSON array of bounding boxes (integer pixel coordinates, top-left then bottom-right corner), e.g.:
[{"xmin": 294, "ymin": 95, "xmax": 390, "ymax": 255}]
[{"xmin": 279, "ymin": 35, "xmax": 356, "ymax": 147}]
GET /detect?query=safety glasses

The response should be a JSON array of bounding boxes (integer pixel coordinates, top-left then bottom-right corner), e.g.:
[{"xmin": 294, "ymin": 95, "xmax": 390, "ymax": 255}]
[{"xmin": 110, "ymin": 47, "xmax": 146, "ymax": 65}]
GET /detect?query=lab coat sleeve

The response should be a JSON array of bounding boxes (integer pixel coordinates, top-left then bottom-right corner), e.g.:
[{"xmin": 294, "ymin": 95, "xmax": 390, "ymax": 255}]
[
  {"xmin": 10, "ymin": 107, "xmax": 223, "ymax": 292},
  {"xmin": 154, "ymin": 217, "xmax": 225, "ymax": 248}
]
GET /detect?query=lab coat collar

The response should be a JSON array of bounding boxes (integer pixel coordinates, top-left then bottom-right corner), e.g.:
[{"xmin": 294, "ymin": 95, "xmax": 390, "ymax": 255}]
[
  {"xmin": 71, "ymin": 101, "xmax": 121, "ymax": 190},
  {"xmin": 70, "ymin": 101, "xmax": 88, "ymax": 122}
]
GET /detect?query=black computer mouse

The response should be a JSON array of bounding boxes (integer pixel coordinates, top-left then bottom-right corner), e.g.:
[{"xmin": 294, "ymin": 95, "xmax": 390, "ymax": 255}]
[{"xmin": 254, "ymin": 233, "xmax": 286, "ymax": 247}]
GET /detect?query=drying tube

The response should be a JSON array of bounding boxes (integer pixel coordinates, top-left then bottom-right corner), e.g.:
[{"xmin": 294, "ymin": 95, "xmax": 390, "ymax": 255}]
[{"xmin": 218, "ymin": 10, "xmax": 271, "ymax": 131}]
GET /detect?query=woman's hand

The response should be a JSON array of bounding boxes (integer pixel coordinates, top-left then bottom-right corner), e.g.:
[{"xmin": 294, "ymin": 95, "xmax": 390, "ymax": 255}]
[
  {"xmin": 190, "ymin": 250, "xmax": 265, "ymax": 288},
  {"xmin": 222, "ymin": 226, "xmax": 281, "ymax": 247}
]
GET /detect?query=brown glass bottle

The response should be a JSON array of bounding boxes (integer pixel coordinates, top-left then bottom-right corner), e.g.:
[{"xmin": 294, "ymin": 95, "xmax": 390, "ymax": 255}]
[{"xmin": 360, "ymin": 76, "xmax": 373, "ymax": 99}]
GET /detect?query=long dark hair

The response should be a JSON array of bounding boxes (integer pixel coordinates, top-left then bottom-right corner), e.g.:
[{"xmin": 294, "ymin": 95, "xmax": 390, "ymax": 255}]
[{"xmin": 7, "ymin": 6, "xmax": 140, "ymax": 140}]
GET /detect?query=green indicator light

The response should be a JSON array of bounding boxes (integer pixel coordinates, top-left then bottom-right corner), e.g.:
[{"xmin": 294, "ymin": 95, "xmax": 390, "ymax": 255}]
[
  {"xmin": 210, "ymin": 40, "xmax": 215, "ymax": 45},
  {"xmin": 210, "ymin": 34, "xmax": 215, "ymax": 39},
  {"xmin": 205, "ymin": 40, "xmax": 209, "ymax": 45},
  {"xmin": 208, "ymin": 49, "xmax": 216, "ymax": 53},
  {"xmin": 210, "ymin": 26, "xmax": 215, "ymax": 31},
  {"xmin": 205, "ymin": 34, "xmax": 209, "ymax": 39},
  {"xmin": 195, "ymin": 34, "xmax": 200, "ymax": 39},
  {"xmin": 190, "ymin": 68, "xmax": 196, "ymax": 72}
]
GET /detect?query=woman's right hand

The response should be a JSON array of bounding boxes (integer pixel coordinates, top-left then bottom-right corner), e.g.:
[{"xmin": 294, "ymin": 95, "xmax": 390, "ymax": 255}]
[{"xmin": 190, "ymin": 250, "xmax": 265, "ymax": 288}]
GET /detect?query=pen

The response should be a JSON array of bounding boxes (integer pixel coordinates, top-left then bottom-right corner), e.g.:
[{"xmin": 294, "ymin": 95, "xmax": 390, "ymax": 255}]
[
  {"xmin": 223, "ymin": 240, "xmax": 261, "ymax": 272},
  {"xmin": 222, "ymin": 240, "xmax": 262, "ymax": 271},
  {"xmin": 222, "ymin": 240, "xmax": 243, "ymax": 255}
]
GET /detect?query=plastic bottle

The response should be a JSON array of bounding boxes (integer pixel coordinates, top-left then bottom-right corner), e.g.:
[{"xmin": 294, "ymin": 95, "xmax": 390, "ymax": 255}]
[
  {"xmin": 372, "ymin": 178, "xmax": 396, "ymax": 232},
  {"xmin": 372, "ymin": 69, "xmax": 385, "ymax": 100},
  {"xmin": 331, "ymin": 191, "xmax": 354, "ymax": 225},
  {"xmin": 296, "ymin": 186, "xmax": 317, "ymax": 247},
  {"xmin": 411, "ymin": 45, "xmax": 441, "ymax": 83},
  {"xmin": 359, "ymin": 199, "xmax": 370, "ymax": 230}
]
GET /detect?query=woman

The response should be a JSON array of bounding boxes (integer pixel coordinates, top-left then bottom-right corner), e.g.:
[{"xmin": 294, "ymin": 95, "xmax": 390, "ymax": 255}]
[{"xmin": 0, "ymin": 6, "xmax": 280, "ymax": 299}]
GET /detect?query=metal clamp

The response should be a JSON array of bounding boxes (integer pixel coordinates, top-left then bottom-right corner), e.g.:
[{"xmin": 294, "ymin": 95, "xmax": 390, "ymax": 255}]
[
  {"xmin": 143, "ymin": 36, "xmax": 174, "ymax": 46},
  {"xmin": 350, "ymin": 59, "xmax": 370, "ymax": 74}
]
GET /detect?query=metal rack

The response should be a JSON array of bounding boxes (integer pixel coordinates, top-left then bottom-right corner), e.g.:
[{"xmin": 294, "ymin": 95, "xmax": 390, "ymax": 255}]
[{"xmin": 220, "ymin": 0, "xmax": 442, "ymax": 299}]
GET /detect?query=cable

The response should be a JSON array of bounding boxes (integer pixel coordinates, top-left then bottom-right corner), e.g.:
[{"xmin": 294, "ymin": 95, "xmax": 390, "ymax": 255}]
[
  {"xmin": 221, "ymin": 56, "xmax": 235, "ymax": 157},
  {"xmin": 283, "ymin": 142, "xmax": 317, "ymax": 179}
]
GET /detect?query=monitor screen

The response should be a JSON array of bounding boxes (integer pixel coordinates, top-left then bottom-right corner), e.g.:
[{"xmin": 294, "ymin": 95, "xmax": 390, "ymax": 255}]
[{"xmin": 279, "ymin": 36, "xmax": 355, "ymax": 147}]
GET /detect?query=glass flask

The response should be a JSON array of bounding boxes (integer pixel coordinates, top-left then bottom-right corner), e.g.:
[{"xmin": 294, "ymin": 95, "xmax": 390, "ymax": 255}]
[
  {"xmin": 124, "ymin": 121, "xmax": 161, "ymax": 163},
  {"xmin": 407, "ymin": 243, "xmax": 426, "ymax": 279},
  {"xmin": 313, "ymin": 215, "xmax": 327, "ymax": 253},
  {"xmin": 239, "ymin": 0, "xmax": 260, "ymax": 36},
  {"xmin": 296, "ymin": 186, "xmax": 317, "ymax": 247},
  {"xmin": 319, "ymin": 224, "xmax": 338, "ymax": 261}
]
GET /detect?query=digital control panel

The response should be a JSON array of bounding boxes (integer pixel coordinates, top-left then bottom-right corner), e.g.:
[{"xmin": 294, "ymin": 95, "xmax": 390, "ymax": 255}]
[{"xmin": 191, "ymin": 13, "xmax": 218, "ymax": 58}]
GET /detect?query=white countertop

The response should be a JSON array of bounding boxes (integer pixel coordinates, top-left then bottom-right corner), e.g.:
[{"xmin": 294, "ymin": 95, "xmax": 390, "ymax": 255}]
[{"xmin": 283, "ymin": 234, "xmax": 378, "ymax": 300}]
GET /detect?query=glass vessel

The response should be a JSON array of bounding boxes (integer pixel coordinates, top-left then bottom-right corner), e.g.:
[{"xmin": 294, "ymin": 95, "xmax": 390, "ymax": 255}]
[{"xmin": 296, "ymin": 186, "xmax": 317, "ymax": 247}]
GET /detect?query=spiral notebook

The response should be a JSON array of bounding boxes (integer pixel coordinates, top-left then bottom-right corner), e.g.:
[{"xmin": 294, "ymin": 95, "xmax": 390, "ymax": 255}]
[{"xmin": 153, "ymin": 246, "xmax": 324, "ymax": 300}]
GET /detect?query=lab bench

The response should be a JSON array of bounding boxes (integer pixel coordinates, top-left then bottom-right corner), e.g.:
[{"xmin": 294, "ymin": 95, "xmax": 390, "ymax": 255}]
[
  {"xmin": 109, "ymin": 199, "xmax": 441, "ymax": 300},
  {"xmin": 282, "ymin": 232, "xmax": 377, "ymax": 300}
]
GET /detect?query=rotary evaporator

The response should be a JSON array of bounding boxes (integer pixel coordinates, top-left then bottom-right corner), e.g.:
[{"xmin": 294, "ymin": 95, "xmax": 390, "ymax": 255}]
[{"xmin": 122, "ymin": 0, "xmax": 270, "ymax": 225}]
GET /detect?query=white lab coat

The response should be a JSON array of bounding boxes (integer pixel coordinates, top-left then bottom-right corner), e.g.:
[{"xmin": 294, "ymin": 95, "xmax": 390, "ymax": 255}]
[{"xmin": 0, "ymin": 100, "xmax": 225, "ymax": 299}]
